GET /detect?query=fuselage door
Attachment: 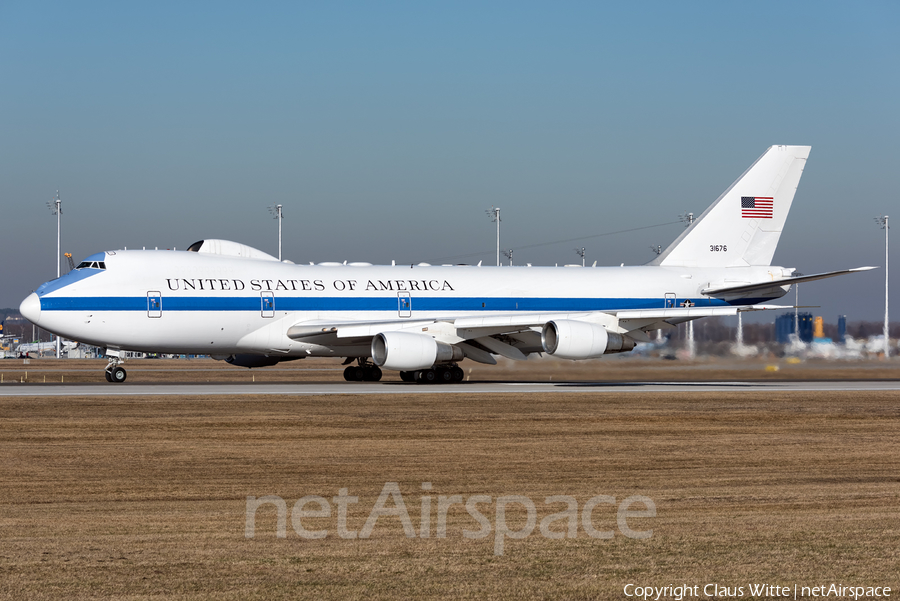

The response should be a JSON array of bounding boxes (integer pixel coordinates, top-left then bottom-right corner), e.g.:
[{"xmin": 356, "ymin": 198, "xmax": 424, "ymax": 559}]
[
  {"xmin": 148, "ymin": 291, "xmax": 162, "ymax": 318},
  {"xmin": 398, "ymin": 292, "xmax": 411, "ymax": 318},
  {"xmin": 664, "ymin": 292, "xmax": 676, "ymax": 309},
  {"xmin": 261, "ymin": 292, "xmax": 275, "ymax": 318}
]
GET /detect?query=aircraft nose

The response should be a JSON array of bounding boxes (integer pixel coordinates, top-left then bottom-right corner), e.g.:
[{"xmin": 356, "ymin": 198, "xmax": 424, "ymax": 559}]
[{"xmin": 20, "ymin": 293, "xmax": 42, "ymax": 324}]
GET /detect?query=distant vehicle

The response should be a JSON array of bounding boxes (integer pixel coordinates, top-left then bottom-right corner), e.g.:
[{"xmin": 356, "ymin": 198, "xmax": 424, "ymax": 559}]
[{"xmin": 20, "ymin": 145, "xmax": 872, "ymax": 383}]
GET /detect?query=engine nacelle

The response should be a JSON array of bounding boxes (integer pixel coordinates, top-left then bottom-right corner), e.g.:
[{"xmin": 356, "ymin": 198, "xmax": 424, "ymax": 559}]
[
  {"xmin": 541, "ymin": 320, "xmax": 635, "ymax": 359},
  {"xmin": 371, "ymin": 331, "xmax": 464, "ymax": 371}
]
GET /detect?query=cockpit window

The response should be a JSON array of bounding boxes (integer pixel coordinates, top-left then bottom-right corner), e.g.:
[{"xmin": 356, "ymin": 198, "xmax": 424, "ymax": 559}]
[
  {"xmin": 75, "ymin": 261, "xmax": 107, "ymax": 270},
  {"xmin": 187, "ymin": 241, "xmax": 204, "ymax": 252}
]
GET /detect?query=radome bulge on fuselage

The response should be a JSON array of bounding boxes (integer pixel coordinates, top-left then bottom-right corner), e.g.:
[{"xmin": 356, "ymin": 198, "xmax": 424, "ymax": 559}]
[{"xmin": 19, "ymin": 145, "xmax": 874, "ymax": 384}]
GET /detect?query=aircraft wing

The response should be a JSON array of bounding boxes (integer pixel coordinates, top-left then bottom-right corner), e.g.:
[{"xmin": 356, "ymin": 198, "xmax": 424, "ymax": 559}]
[
  {"xmin": 702, "ymin": 267, "xmax": 876, "ymax": 296},
  {"xmin": 284, "ymin": 303, "xmax": 789, "ymax": 361}
]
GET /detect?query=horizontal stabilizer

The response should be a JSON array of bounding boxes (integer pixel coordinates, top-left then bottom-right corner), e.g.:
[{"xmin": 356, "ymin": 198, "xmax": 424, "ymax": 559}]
[{"xmin": 702, "ymin": 266, "xmax": 876, "ymax": 296}]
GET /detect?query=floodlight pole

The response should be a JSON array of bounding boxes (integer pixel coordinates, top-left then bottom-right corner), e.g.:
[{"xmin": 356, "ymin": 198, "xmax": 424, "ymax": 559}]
[
  {"xmin": 576, "ymin": 247, "xmax": 585, "ymax": 267},
  {"xmin": 49, "ymin": 192, "xmax": 62, "ymax": 358},
  {"xmin": 269, "ymin": 204, "xmax": 284, "ymax": 260},
  {"xmin": 487, "ymin": 207, "xmax": 500, "ymax": 266},
  {"xmin": 687, "ymin": 321, "xmax": 695, "ymax": 359},
  {"xmin": 276, "ymin": 204, "xmax": 283, "ymax": 261},
  {"xmin": 876, "ymin": 216, "xmax": 889, "ymax": 357},
  {"xmin": 54, "ymin": 192, "xmax": 61, "ymax": 280},
  {"xmin": 681, "ymin": 208, "xmax": 696, "ymax": 358}
]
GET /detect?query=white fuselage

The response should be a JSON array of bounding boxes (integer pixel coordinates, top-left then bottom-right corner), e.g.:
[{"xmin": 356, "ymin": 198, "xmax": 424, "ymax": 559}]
[{"xmin": 23, "ymin": 249, "xmax": 788, "ymax": 357}]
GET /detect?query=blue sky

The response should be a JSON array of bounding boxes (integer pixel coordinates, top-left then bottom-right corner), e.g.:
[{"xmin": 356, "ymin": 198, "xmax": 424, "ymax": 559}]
[{"xmin": 2, "ymin": 1, "xmax": 897, "ymax": 322}]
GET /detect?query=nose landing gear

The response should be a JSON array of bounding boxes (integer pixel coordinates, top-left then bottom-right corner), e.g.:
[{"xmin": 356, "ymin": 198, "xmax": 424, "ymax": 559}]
[
  {"xmin": 105, "ymin": 365, "xmax": 127, "ymax": 382},
  {"xmin": 104, "ymin": 350, "xmax": 127, "ymax": 383}
]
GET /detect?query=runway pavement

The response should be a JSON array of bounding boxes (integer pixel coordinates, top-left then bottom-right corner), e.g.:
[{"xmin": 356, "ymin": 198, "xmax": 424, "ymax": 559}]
[{"xmin": 3, "ymin": 380, "xmax": 900, "ymax": 396}]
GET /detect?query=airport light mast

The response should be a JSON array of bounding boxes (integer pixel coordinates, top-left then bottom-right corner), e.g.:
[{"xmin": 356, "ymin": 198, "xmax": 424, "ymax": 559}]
[
  {"xmin": 679, "ymin": 212, "xmax": 696, "ymax": 356},
  {"xmin": 576, "ymin": 247, "xmax": 585, "ymax": 267},
  {"xmin": 486, "ymin": 207, "xmax": 500, "ymax": 266},
  {"xmin": 269, "ymin": 204, "xmax": 284, "ymax": 261},
  {"xmin": 876, "ymin": 215, "xmax": 889, "ymax": 357},
  {"xmin": 47, "ymin": 191, "xmax": 62, "ymax": 358}
]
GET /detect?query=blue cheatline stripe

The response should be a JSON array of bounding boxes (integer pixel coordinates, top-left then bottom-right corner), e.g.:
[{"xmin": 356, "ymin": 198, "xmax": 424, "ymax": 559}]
[{"xmin": 40, "ymin": 296, "xmax": 735, "ymax": 312}]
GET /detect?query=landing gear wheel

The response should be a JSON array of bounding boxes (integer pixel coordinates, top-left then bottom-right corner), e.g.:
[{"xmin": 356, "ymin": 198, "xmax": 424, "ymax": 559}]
[
  {"xmin": 399, "ymin": 371, "xmax": 415, "ymax": 382},
  {"xmin": 437, "ymin": 368, "xmax": 453, "ymax": 383},
  {"xmin": 110, "ymin": 366, "xmax": 127, "ymax": 383},
  {"xmin": 104, "ymin": 370, "xmax": 113, "ymax": 382},
  {"xmin": 343, "ymin": 366, "xmax": 365, "ymax": 381},
  {"xmin": 417, "ymin": 369, "xmax": 437, "ymax": 384},
  {"xmin": 451, "ymin": 366, "xmax": 464, "ymax": 382},
  {"xmin": 366, "ymin": 366, "xmax": 382, "ymax": 382}
]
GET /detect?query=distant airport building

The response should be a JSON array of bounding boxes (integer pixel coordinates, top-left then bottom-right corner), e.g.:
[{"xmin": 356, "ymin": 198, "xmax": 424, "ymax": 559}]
[
  {"xmin": 776, "ymin": 312, "xmax": 814, "ymax": 344},
  {"xmin": 838, "ymin": 315, "xmax": 847, "ymax": 344}
]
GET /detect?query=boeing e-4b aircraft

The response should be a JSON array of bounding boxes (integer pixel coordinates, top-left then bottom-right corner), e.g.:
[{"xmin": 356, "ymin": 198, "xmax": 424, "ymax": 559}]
[{"xmin": 20, "ymin": 145, "xmax": 873, "ymax": 383}]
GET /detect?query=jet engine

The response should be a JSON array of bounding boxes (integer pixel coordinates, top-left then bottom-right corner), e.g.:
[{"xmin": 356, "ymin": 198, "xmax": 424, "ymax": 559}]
[
  {"xmin": 541, "ymin": 320, "xmax": 635, "ymax": 360},
  {"xmin": 371, "ymin": 331, "xmax": 464, "ymax": 371}
]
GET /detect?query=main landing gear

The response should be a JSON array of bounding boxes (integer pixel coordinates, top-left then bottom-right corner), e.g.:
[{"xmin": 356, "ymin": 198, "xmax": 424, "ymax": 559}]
[
  {"xmin": 343, "ymin": 360, "xmax": 383, "ymax": 382},
  {"xmin": 399, "ymin": 365, "xmax": 464, "ymax": 384},
  {"xmin": 104, "ymin": 352, "xmax": 127, "ymax": 383}
]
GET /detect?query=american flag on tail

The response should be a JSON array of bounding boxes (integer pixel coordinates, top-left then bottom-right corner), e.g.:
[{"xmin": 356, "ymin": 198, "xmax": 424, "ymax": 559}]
[{"xmin": 741, "ymin": 196, "xmax": 773, "ymax": 218}]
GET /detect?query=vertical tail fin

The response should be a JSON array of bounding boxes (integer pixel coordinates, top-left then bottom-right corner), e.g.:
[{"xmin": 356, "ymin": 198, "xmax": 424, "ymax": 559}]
[{"xmin": 652, "ymin": 145, "xmax": 810, "ymax": 267}]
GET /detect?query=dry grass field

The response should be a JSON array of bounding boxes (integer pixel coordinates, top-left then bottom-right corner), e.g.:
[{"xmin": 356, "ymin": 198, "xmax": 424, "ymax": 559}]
[{"xmin": 1, "ymin": 368, "xmax": 899, "ymax": 599}]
